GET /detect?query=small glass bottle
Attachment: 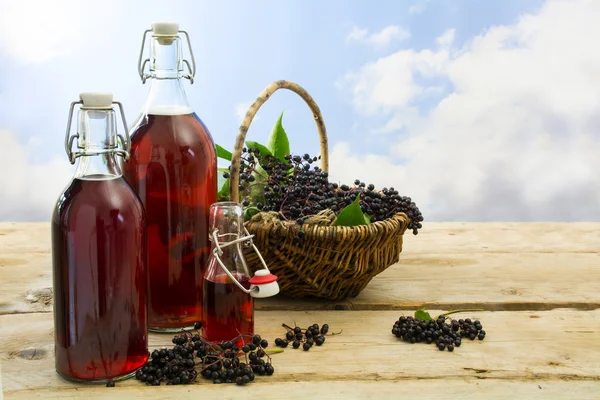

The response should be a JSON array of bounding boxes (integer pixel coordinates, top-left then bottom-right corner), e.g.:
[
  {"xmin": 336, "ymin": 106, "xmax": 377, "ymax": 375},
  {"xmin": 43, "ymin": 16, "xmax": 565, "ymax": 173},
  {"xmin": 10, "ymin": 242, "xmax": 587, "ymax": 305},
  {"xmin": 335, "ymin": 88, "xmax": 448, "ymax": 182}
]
[
  {"xmin": 52, "ymin": 93, "xmax": 148, "ymax": 383},
  {"xmin": 202, "ymin": 202, "xmax": 279, "ymax": 347},
  {"xmin": 123, "ymin": 22, "xmax": 217, "ymax": 332}
]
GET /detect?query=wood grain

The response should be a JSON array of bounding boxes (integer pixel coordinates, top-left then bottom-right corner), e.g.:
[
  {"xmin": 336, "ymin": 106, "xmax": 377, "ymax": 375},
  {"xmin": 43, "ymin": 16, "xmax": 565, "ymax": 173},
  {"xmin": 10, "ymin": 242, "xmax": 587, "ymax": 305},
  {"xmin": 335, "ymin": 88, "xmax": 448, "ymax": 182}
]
[
  {"xmin": 2, "ymin": 223, "xmax": 598, "ymax": 314},
  {"xmin": 1, "ymin": 309, "xmax": 599, "ymax": 398},
  {"xmin": 4, "ymin": 381, "xmax": 600, "ymax": 400}
]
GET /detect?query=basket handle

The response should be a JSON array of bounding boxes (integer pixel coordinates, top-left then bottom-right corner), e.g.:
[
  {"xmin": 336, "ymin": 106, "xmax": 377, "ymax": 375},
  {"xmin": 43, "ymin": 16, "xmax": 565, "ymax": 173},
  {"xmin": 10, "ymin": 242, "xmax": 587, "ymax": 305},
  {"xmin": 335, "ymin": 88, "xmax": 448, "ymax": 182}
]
[{"xmin": 229, "ymin": 80, "xmax": 329, "ymax": 202}]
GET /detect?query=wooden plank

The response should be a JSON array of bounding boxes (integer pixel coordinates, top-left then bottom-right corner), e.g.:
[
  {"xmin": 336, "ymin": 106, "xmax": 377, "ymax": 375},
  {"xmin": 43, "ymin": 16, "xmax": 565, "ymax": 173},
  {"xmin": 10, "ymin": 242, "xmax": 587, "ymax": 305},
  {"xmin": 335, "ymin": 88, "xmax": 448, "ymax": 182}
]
[
  {"xmin": 2, "ymin": 222, "xmax": 599, "ymax": 254},
  {"xmin": 3, "ymin": 380, "xmax": 600, "ymax": 400},
  {"xmin": 1, "ymin": 309, "xmax": 599, "ymax": 398},
  {"xmin": 257, "ymin": 252, "xmax": 600, "ymax": 311},
  {"xmin": 3, "ymin": 251, "xmax": 599, "ymax": 314}
]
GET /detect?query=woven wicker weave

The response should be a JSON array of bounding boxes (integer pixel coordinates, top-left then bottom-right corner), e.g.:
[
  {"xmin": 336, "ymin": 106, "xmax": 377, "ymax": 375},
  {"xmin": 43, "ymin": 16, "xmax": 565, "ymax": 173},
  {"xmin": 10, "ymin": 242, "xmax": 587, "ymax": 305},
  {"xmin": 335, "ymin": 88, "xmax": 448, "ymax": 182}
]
[{"xmin": 229, "ymin": 80, "xmax": 410, "ymax": 300}]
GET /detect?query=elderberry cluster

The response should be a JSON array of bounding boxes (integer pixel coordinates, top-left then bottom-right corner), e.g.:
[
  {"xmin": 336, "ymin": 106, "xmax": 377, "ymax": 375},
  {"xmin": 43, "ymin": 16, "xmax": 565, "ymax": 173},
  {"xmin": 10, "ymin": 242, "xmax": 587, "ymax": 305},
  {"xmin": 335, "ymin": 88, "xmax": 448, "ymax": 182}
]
[
  {"xmin": 392, "ymin": 315, "xmax": 486, "ymax": 351},
  {"xmin": 199, "ymin": 334, "xmax": 273, "ymax": 385},
  {"xmin": 133, "ymin": 322, "xmax": 275, "ymax": 387},
  {"xmin": 224, "ymin": 148, "xmax": 424, "ymax": 235},
  {"xmin": 274, "ymin": 323, "xmax": 330, "ymax": 351}
]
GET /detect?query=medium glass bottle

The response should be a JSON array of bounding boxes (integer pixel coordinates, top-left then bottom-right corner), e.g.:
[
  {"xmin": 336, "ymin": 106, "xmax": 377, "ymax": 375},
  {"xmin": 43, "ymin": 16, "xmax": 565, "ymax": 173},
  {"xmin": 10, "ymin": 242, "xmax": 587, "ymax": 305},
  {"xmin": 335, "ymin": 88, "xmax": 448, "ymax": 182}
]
[
  {"xmin": 52, "ymin": 93, "xmax": 148, "ymax": 383},
  {"xmin": 203, "ymin": 202, "xmax": 280, "ymax": 347},
  {"xmin": 123, "ymin": 22, "xmax": 218, "ymax": 332}
]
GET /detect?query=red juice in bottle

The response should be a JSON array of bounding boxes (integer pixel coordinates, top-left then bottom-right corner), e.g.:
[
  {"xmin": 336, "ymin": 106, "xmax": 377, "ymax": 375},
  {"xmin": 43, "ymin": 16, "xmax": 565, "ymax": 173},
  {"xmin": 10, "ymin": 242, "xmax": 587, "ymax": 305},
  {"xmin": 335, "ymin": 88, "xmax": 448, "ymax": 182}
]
[
  {"xmin": 202, "ymin": 273, "xmax": 254, "ymax": 347},
  {"xmin": 52, "ymin": 93, "xmax": 148, "ymax": 383},
  {"xmin": 124, "ymin": 112, "xmax": 216, "ymax": 331},
  {"xmin": 123, "ymin": 23, "xmax": 217, "ymax": 331}
]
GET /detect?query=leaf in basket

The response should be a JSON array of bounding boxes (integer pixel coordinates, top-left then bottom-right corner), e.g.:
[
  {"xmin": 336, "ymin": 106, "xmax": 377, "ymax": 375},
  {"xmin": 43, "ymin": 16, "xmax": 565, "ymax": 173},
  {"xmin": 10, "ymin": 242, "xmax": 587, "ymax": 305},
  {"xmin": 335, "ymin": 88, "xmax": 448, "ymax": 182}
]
[
  {"xmin": 217, "ymin": 177, "xmax": 230, "ymax": 202},
  {"xmin": 245, "ymin": 141, "xmax": 273, "ymax": 158},
  {"xmin": 244, "ymin": 206, "xmax": 261, "ymax": 221},
  {"xmin": 267, "ymin": 111, "xmax": 291, "ymax": 162},
  {"xmin": 414, "ymin": 308, "xmax": 433, "ymax": 321},
  {"xmin": 216, "ymin": 144, "xmax": 232, "ymax": 161},
  {"xmin": 333, "ymin": 193, "xmax": 369, "ymax": 227}
]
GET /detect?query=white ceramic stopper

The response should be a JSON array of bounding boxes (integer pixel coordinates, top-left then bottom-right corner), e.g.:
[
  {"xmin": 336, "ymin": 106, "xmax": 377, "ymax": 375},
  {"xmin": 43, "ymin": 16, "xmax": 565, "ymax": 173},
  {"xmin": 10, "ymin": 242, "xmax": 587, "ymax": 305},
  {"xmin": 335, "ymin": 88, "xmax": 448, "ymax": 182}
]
[
  {"xmin": 152, "ymin": 22, "xmax": 179, "ymax": 36},
  {"xmin": 79, "ymin": 92, "xmax": 113, "ymax": 109}
]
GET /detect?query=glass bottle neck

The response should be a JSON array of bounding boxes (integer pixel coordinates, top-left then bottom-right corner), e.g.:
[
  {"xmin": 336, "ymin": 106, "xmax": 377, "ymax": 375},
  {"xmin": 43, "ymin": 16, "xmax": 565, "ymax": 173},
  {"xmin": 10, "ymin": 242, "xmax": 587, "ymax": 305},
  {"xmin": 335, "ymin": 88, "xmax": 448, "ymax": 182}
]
[
  {"xmin": 142, "ymin": 79, "xmax": 193, "ymax": 116},
  {"xmin": 74, "ymin": 109, "xmax": 123, "ymax": 180},
  {"xmin": 208, "ymin": 202, "xmax": 251, "ymax": 277},
  {"xmin": 142, "ymin": 36, "xmax": 193, "ymax": 116}
]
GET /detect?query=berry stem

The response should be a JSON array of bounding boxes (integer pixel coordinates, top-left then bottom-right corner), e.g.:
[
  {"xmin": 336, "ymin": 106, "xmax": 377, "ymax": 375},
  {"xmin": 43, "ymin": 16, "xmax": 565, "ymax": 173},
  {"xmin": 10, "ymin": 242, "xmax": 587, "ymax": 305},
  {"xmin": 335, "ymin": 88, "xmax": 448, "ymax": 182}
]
[{"xmin": 440, "ymin": 309, "xmax": 486, "ymax": 318}]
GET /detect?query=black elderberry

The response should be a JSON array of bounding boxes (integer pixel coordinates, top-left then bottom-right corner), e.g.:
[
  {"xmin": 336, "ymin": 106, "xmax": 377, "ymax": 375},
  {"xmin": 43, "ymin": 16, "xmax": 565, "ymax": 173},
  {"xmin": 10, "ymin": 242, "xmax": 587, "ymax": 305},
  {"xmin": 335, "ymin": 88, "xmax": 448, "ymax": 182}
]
[
  {"xmin": 106, "ymin": 381, "xmax": 115, "ymax": 387},
  {"xmin": 292, "ymin": 340, "xmax": 300, "ymax": 349},
  {"xmin": 303, "ymin": 342, "xmax": 311, "ymax": 351}
]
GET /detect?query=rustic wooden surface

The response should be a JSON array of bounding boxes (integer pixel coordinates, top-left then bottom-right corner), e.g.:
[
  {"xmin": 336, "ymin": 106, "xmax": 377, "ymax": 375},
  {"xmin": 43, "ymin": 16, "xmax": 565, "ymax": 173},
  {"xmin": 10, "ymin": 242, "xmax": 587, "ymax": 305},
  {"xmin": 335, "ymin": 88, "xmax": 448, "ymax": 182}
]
[{"xmin": 1, "ymin": 222, "xmax": 599, "ymax": 399}]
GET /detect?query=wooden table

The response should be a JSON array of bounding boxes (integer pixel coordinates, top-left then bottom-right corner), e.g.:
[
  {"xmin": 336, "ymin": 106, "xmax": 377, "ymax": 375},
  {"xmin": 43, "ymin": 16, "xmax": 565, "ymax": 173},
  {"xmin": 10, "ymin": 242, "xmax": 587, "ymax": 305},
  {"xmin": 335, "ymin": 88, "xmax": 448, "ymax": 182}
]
[{"xmin": 1, "ymin": 222, "xmax": 599, "ymax": 399}]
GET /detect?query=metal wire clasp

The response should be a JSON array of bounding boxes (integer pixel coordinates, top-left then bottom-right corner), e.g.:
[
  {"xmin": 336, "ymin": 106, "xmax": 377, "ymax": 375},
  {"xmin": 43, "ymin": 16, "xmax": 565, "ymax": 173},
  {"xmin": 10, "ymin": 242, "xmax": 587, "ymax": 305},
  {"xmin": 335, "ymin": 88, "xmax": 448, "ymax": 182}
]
[
  {"xmin": 211, "ymin": 228, "xmax": 272, "ymax": 295},
  {"xmin": 64, "ymin": 100, "xmax": 130, "ymax": 165},
  {"xmin": 137, "ymin": 29, "xmax": 196, "ymax": 84}
]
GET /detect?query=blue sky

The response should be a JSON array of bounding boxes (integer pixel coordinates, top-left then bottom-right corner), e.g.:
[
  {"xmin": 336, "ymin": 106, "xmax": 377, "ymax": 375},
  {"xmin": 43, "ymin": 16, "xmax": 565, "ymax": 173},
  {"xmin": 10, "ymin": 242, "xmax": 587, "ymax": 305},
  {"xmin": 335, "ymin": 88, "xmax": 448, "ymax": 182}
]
[{"xmin": 1, "ymin": 0, "xmax": 598, "ymax": 222}]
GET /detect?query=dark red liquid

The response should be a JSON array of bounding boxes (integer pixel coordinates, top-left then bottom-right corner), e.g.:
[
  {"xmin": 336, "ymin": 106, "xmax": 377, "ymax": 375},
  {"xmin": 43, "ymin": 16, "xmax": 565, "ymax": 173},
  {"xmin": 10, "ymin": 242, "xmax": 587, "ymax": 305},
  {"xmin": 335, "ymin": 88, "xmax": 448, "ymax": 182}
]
[
  {"xmin": 123, "ymin": 113, "xmax": 217, "ymax": 331},
  {"xmin": 202, "ymin": 273, "xmax": 254, "ymax": 347},
  {"xmin": 52, "ymin": 176, "xmax": 148, "ymax": 382}
]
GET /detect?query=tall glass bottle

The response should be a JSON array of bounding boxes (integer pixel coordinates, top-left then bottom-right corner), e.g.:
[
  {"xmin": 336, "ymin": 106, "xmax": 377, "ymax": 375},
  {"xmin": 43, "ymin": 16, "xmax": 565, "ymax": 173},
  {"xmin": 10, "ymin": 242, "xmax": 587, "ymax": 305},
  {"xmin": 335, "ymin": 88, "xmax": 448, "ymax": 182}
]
[
  {"xmin": 123, "ymin": 22, "xmax": 218, "ymax": 332},
  {"xmin": 52, "ymin": 93, "xmax": 148, "ymax": 383}
]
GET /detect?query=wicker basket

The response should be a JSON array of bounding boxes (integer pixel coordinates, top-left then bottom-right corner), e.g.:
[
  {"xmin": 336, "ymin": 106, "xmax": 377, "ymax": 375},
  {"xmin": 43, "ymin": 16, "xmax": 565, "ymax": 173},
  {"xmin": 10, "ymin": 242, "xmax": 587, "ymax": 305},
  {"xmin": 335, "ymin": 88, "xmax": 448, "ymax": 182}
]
[{"xmin": 229, "ymin": 80, "xmax": 410, "ymax": 300}]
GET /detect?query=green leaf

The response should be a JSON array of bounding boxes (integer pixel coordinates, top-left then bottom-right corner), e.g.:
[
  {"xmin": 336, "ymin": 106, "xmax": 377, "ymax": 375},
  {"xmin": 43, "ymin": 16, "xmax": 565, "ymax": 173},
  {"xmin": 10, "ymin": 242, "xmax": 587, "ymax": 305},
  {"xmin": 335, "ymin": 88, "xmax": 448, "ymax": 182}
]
[
  {"xmin": 216, "ymin": 144, "xmax": 232, "ymax": 161},
  {"xmin": 218, "ymin": 167, "xmax": 230, "ymax": 173},
  {"xmin": 244, "ymin": 206, "xmax": 261, "ymax": 221},
  {"xmin": 217, "ymin": 178, "xmax": 230, "ymax": 202},
  {"xmin": 333, "ymin": 193, "xmax": 369, "ymax": 227},
  {"xmin": 245, "ymin": 141, "xmax": 273, "ymax": 158},
  {"xmin": 267, "ymin": 111, "xmax": 291, "ymax": 162},
  {"xmin": 414, "ymin": 308, "xmax": 433, "ymax": 321}
]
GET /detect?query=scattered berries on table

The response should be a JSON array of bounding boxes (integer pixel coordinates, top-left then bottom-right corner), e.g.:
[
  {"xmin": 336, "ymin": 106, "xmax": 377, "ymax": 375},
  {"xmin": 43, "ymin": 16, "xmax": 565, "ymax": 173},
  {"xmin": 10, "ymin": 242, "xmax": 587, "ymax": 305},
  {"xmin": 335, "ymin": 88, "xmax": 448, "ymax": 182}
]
[
  {"xmin": 132, "ymin": 322, "xmax": 275, "ymax": 386},
  {"xmin": 392, "ymin": 314, "xmax": 486, "ymax": 352},
  {"xmin": 273, "ymin": 322, "xmax": 338, "ymax": 352}
]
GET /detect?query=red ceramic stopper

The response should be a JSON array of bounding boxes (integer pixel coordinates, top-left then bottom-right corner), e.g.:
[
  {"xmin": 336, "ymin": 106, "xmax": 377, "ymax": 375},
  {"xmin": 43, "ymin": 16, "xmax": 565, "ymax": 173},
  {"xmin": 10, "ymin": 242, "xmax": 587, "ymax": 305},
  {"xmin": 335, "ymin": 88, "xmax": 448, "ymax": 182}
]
[{"xmin": 248, "ymin": 271, "xmax": 278, "ymax": 285}]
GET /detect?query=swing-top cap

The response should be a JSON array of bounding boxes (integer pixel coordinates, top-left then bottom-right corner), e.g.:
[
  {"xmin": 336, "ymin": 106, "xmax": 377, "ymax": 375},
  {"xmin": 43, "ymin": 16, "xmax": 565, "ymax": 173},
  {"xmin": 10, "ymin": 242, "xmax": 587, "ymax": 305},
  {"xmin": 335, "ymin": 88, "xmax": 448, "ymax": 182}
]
[
  {"xmin": 151, "ymin": 22, "xmax": 179, "ymax": 36},
  {"xmin": 79, "ymin": 92, "xmax": 113, "ymax": 109},
  {"xmin": 249, "ymin": 270, "xmax": 278, "ymax": 285},
  {"xmin": 249, "ymin": 270, "xmax": 279, "ymax": 298}
]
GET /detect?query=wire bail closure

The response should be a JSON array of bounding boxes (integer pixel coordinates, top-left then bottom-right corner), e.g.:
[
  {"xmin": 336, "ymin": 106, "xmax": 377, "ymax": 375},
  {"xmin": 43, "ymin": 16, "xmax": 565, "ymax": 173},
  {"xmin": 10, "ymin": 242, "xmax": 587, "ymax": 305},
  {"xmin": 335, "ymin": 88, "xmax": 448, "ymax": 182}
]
[
  {"xmin": 64, "ymin": 100, "xmax": 130, "ymax": 165},
  {"xmin": 137, "ymin": 28, "xmax": 196, "ymax": 84},
  {"xmin": 211, "ymin": 227, "xmax": 279, "ymax": 298}
]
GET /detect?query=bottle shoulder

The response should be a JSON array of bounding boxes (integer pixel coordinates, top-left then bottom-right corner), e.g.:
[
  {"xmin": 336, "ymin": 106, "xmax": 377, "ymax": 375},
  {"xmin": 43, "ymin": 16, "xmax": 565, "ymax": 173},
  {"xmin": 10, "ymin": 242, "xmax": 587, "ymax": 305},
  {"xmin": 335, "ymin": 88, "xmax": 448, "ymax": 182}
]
[
  {"xmin": 129, "ymin": 113, "xmax": 216, "ymax": 152},
  {"xmin": 53, "ymin": 177, "xmax": 145, "ymax": 224}
]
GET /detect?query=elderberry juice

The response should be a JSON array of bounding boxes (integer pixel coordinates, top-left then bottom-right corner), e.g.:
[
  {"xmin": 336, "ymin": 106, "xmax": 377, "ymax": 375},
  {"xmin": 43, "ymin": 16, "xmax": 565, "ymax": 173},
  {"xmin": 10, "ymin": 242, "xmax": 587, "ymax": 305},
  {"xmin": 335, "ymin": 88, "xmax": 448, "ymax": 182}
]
[
  {"xmin": 202, "ymin": 273, "xmax": 254, "ymax": 346},
  {"xmin": 52, "ymin": 176, "xmax": 148, "ymax": 382},
  {"xmin": 123, "ymin": 112, "xmax": 217, "ymax": 331}
]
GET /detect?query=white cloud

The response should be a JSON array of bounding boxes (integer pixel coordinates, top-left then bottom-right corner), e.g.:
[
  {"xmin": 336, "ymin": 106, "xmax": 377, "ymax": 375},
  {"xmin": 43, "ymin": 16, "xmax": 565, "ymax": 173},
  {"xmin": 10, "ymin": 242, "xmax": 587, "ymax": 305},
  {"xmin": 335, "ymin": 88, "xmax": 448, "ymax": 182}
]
[
  {"xmin": 0, "ymin": 130, "xmax": 72, "ymax": 221},
  {"xmin": 436, "ymin": 29, "xmax": 455, "ymax": 47},
  {"xmin": 338, "ymin": 38, "xmax": 450, "ymax": 116},
  {"xmin": 0, "ymin": 0, "xmax": 116, "ymax": 63},
  {"xmin": 409, "ymin": 0, "xmax": 430, "ymax": 15},
  {"xmin": 334, "ymin": 0, "xmax": 600, "ymax": 221},
  {"xmin": 347, "ymin": 25, "xmax": 411, "ymax": 48}
]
